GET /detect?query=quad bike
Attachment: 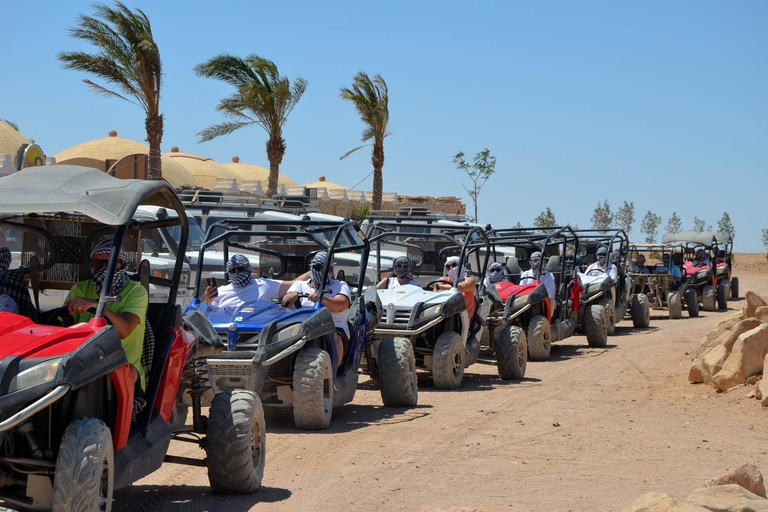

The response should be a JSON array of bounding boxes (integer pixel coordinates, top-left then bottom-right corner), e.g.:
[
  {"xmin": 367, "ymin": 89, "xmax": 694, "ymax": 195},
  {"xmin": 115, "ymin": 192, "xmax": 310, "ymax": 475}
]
[
  {"xmin": 364, "ymin": 222, "xmax": 492, "ymax": 390},
  {"xmin": 662, "ymin": 232, "xmax": 725, "ymax": 312},
  {"xmin": 185, "ymin": 219, "xmax": 389, "ymax": 430},
  {"xmin": 0, "ymin": 166, "xmax": 264, "ymax": 511},
  {"xmin": 482, "ymin": 226, "xmax": 586, "ymax": 368},
  {"xmin": 573, "ymin": 229, "xmax": 643, "ymax": 334},
  {"xmin": 626, "ymin": 243, "xmax": 696, "ymax": 320}
]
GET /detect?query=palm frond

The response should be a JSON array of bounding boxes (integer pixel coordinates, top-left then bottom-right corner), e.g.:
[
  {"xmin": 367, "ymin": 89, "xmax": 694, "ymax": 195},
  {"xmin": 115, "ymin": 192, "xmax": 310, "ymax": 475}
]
[
  {"xmin": 1, "ymin": 119, "xmax": 19, "ymax": 131},
  {"xmin": 83, "ymin": 79, "xmax": 141, "ymax": 107},
  {"xmin": 340, "ymin": 144, "xmax": 372, "ymax": 160},
  {"xmin": 198, "ymin": 120, "xmax": 254, "ymax": 142}
]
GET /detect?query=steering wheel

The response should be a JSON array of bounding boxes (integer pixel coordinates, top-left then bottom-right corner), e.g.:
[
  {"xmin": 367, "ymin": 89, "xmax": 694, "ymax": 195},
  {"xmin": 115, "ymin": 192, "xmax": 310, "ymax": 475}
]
[
  {"xmin": 424, "ymin": 279, "xmax": 449, "ymax": 291},
  {"xmin": 586, "ymin": 268, "xmax": 606, "ymax": 277},
  {"xmin": 42, "ymin": 306, "xmax": 75, "ymax": 327}
]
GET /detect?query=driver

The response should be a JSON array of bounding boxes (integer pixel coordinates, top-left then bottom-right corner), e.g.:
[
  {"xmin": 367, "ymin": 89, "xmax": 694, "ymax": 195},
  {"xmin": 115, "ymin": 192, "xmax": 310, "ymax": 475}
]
[
  {"xmin": 434, "ymin": 256, "xmax": 478, "ymax": 321},
  {"xmin": 692, "ymin": 249, "xmax": 711, "ymax": 267},
  {"xmin": 282, "ymin": 252, "xmax": 351, "ymax": 367},
  {"xmin": 660, "ymin": 253, "xmax": 682, "ymax": 290},
  {"xmin": 203, "ymin": 254, "xmax": 308, "ymax": 311},
  {"xmin": 0, "ymin": 247, "xmax": 18, "ymax": 314},
  {"xmin": 65, "ymin": 239, "xmax": 148, "ymax": 390},
  {"xmin": 519, "ymin": 251, "xmax": 556, "ymax": 302},
  {"xmin": 484, "ymin": 262, "xmax": 506, "ymax": 287},
  {"xmin": 585, "ymin": 246, "xmax": 618, "ymax": 283},
  {"xmin": 630, "ymin": 254, "xmax": 649, "ymax": 274},
  {"xmin": 377, "ymin": 256, "xmax": 420, "ymax": 289}
]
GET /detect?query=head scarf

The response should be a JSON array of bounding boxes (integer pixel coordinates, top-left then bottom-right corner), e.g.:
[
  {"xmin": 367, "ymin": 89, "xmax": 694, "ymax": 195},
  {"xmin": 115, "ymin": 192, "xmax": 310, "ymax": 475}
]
[
  {"xmin": 90, "ymin": 239, "xmax": 127, "ymax": 296},
  {"xmin": 393, "ymin": 256, "xmax": 412, "ymax": 279},
  {"xmin": 0, "ymin": 247, "xmax": 10, "ymax": 289},
  {"xmin": 596, "ymin": 246, "xmax": 608, "ymax": 266},
  {"xmin": 444, "ymin": 256, "xmax": 466, "ymax": 283},
  {"xmin": 310, "ymin": 251, "xmax": 332, "ymax": 289},
  {"xmin": 529, "ymin": 251, "xmax": 543, "ymax": 277},
  {"xmin": 487, "ymin": 262, "xmax": 505, "ymax": 284},
  {"xmin": 662, "ymin": 253, "xmax": 671, "ymax": 266},
  {"xmin": 695, "ymin": 249, "xmax": 706, "ymax": 261},
  {"xmin": 226, "ymin": 254, "xmax": 253, "ymax": 289}
]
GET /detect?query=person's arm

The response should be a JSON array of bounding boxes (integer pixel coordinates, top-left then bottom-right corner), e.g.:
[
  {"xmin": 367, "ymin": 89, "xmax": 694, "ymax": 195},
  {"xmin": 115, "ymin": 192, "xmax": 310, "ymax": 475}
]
[
  {"xmin": 433, "ymin": 278, "xmax": 452, "ymax": 292},
  {"xmin": 66, "ymin": 295, "xmax": 142, "ymax": 339},
  {"xmin": 376, "ymin": 277, "xmax": 389, "ymax": 290},
  {"xmin": 318, "ymin": 292, "xmax": 350, "ymax": 313},
  {"xmin": 456, "ymin": 276, "xmax": 476, "ymax": 293},
  {"xmin": 282, "ymin": 281, "xmax": 302, "ymax": 306},
  {"xmin": 278, "ymin": 271, "xmax": 311, "ymax": 297}
]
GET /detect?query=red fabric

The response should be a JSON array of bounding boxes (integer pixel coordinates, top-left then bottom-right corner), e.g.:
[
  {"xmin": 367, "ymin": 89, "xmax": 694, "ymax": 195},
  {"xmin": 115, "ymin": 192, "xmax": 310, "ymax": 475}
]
[
  {"xmin": 570, "ymin": 278, "xmax": 582, "ymax": 315},
  {"xmin": 493, "ymin": 281, "xmax": 540, "ymax": 301}
]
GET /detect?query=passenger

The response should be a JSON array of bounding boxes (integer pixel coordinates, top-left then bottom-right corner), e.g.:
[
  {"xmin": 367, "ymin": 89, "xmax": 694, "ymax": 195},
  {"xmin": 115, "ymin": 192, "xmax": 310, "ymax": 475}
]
[
  {"xmin": 715, "ymin": 249, "xmax": 727, "ymax": 265},
  {"xmin": 630, "ymin": 254, "xmax": 649, "ymax": 274},
  {"xmin": 282, "ymin": 252, "xmax": 351, "ymax": 367},
  {"xmin": 585, "ymin": 246, "xmax": 618, "ymax": 283},
  {"xmin": 661, "ymin": 253, "xmax": 682, "ymax": 290},
  {"xmin": 692, "ymin": 249, "xmax": 710, "ymax": 268},
  {"xmin": 203, "ymin": 254, "xmax": 308, "ymax": 311},
  {"xmin": 65, "ymin": 239, "xmax": 147, "ymax": 389},
  {"xmin": 377, "ymin": 256, "xmax": 420, "ymax": 289},
  {"xmin": 0, "ymin": 247, "xmax": 18, "ymax": 314},
  {"xmin": 484, "ymin": 262, "xmax": 506, "ymax": 288},
  {"xmin": 519, "ymin": 251, "xmax": 556, "ymax": 302},
  {"xmin": 434, "ymin": 256, "xmax": 477, "ymax": 321}
]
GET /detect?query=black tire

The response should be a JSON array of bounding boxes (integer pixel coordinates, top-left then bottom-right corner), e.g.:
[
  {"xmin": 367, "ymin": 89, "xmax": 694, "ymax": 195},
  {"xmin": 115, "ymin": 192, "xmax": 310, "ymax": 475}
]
[
  {"xmin": 432, "ymin": 331, "xmax": 464, "ymax": 389},
  {"xmin": 585, "ymin": 303, "xmax": 608, "ymax": 348},
  {"xmin": 702, "ymin": 285, "xmax": 716, "ymax": 311},
  {"xmin": 52, "ymin": 418, "xmax": 114, "ymax": 512},
  {"xmin": 365, "ymin": 343, "xmax": 380, "ymax": 382},
  {"xmin": 600, "ymin": 298, "xmax": 616, "ymax": 335},
  {"xmin": 496, "ymin": 326, "xmax": 527, "ymax": 380},
  {"xmin": 631, "ymin": 294, "xmax": 650, "ymax": 328},
  {"xmin": 717, "ymin": 282, "xmax": 728, "ymax": 310},
  {"xmin": 293, "ymin": 347, "xmax": 333, "ymax": 429},
  {"xmin": 206, "ymin": 390, "xmax": 265, "ymax": 493},
  {"xmin": 668, "ymin": 291, "xmax": 683, "ymax": 319},
  {"xmin": 378, "ymin": 337, "xmax": 418, "ymax": 407},
  {"xmin": 731, "ymin": 277, "xmax": 739, "ymax": 299},
  {"xmin": 685, "ymin": 288, "xmax": 699, "ymax": 318},
  {"xmin": 527, "ymin": 315, "xmax": 552, "ymax": 361}
]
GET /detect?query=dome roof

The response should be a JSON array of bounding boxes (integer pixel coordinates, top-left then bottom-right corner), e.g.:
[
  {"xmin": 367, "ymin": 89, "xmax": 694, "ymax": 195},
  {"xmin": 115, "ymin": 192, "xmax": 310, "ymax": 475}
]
[
  {"xmin": 0, "ymin": 121, "xmax": 31, "ymax": 161},
  {"xmin": 159, "ymin": 155, "xmax": 196, "ymax": 188},
  {"xmin": 222, "ymin": 156, "xmax": 298, "ymax": 188},
  {"xmin": 55, "ymin": 131, "xmax": 148, "ymax": 169},
  {"xmin": 167, "ymin": 147, "xmax": 238, "ymax": 189},
  {"xmin": 304, "ymin": 175, "xmax": 346, "ymax": 190}
]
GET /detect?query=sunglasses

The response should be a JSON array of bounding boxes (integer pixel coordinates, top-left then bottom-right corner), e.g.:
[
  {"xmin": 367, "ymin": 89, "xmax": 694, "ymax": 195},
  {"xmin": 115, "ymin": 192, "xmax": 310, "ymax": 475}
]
[
  {"xmin": 395, "ymin": 264, "xmax": 410, "ymax": 269},
  {"xmin": 229, "ymin": 267, "xmax": 248, "ymax": 274},
  {"xmin": 91, "ymin": 259, "xmax": 112, "ymax": 269},
  {"xmin": 445, "ymin": 262, "xmax": 458, "ymax": 269},
  {"xmin": 312, "ymin": 263, "xmax": 325, "ymax": 271}
]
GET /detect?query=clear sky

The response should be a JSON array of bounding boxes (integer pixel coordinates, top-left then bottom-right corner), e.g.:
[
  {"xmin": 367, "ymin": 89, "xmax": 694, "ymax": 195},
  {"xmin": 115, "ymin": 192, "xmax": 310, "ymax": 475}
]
[{"xmin": 2, "ymin": 1, "xmax": 766, "ymax": 250}]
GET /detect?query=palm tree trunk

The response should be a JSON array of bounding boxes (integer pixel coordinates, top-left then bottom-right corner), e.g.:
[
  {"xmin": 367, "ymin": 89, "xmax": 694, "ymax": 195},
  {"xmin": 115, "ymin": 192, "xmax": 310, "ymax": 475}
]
[
  {"xmin": 265, "ymin": 136, "xmax": 286, "ymax": 197},
  {"xmin": 146, "ymin": 114, "xmax": 164, "ymax": 181},
  {"xmin": 371, "ymin": 141, "xmax": 384, "ymax": 210}
]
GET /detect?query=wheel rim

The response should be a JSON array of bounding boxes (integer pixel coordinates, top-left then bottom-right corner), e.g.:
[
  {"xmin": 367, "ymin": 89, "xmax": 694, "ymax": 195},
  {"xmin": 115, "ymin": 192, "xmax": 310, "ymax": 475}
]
[
  {"xmin": 252, "ymin": 411, "xmax": 262, "ymax": 470},
  {"xmin": 543, "ymin": 329, "xmax": 551, "ymax": 352},
  {"xmin": 452, "ymin": 347, "xmax": 462, "ymax": 379},
  {"xmin": 323, "ymin": 376, "xmax": 332, "ymax": 415},
  {"xmin": 98, "ymin": 453, "xmax": 110, "ymax": 511},
  {"xmin": 518, "ymin": 339, "xmax": 526, "ymax": 367}
]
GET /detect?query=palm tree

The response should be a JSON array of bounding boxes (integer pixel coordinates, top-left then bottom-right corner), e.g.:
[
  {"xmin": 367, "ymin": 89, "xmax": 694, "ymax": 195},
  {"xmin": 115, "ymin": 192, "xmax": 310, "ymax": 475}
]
[
  {"xmin": 58, "ymin": 2, "xmax": 164, "ymax": 180},
  {"xmin": 339, "ymin": 72, "xmax": 390, "ymax": 211},
  {"xmin": 195, "ymin": 54, "xmax": 307, "ymax": 197}
]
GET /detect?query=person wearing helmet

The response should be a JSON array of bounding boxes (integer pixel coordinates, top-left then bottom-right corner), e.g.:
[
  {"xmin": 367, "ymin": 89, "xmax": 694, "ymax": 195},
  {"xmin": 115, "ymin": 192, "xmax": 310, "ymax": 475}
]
[
  {"xmin": 283, "ymin": 251, "xmax": 351, "ymax": 367},
  {"xmin": 377, "ymin": 256, "xmax": 420, "ymax": 289},
  {"xmin": 203, "ymin": 254, "xmax": 308, "ymax": 311},
  {"xmin": 692, "ymin": 248, "xmax": 711, "ymax": 268},
  {"xmin": 519, "ymin": 251, "xmax": 556, "ymax": 302},
  {"xmin": 585, "ymin": 246, "xmax": 618, "ymax": 283},
  {"xmin": 434, "ymin": 255, "xmax": 478, "ymax": 321}
]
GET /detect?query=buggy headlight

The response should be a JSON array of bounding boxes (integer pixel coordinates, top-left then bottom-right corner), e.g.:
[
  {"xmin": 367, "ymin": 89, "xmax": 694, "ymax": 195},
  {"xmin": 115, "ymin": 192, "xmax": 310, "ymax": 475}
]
[
  {"xmin": 420, "ymin": 305, "xmax": 442, "ymax": 318},
  {"xmin": 273, "ymin": 324, "xmax": 302, "ymax": 343},
  {"xmin": 8, "ymin": 358, "xmax": 61, "ymax": 393}
]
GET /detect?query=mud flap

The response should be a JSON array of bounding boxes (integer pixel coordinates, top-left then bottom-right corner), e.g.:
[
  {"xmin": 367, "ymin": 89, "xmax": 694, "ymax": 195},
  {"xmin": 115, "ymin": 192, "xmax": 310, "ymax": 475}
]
[
  {"xmin": 464, "ymin": 336, "xmax": 481, "ymax": 367},
  {"xmin": 332, "ymin": 368, "xmax": 360, "ymax": 407}
]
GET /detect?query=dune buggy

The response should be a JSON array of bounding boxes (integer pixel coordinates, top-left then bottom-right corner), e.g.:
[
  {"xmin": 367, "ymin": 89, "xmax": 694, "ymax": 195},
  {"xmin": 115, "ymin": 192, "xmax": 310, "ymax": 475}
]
[
  {"xmin": 661, "ymin": 231, "xmax": 726, "ymax": 311},
  {"xmin": 364, "ymin": 221, "xmax": 491, "ymax": 390},
  {"xmin": 185, "ymin": 218, "xmax": 385, "ymax": 429},
  {"xmin": 0, "ymin": 166, "xmax": 265, "ymax": 511}
]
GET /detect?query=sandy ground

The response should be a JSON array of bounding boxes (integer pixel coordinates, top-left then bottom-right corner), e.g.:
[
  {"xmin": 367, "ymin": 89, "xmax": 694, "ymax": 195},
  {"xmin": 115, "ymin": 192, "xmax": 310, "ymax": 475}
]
[{"xmin": 113, "ymin": 254, "xmax": 768, "ymax": 512}]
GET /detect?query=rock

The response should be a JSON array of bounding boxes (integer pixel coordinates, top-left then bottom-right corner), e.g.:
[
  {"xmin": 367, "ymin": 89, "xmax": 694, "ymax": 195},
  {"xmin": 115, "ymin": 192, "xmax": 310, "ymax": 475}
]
[
  {"xmin": 623, "ymin": 492, "xmax": 710, "ymax": 512},
  {"xmin": 687, "ymin": 484, "xmax": 768, "ymax": 511},
  {"xmin": 712, "ymin": 324, "xmax": 768, "ymax": 391},
  {"xmin": 747, "ymin": 375, "xmax": 760, "ymax": 385},
  {"xmin": 759, "ymin": 355, "xmax": 768, "ymax": 407},
  {"xmin": 744, "ymin": 291, "xmax": 768, "ymax": 319},
  {"xmin": 723, "ymin": 320, "xmax": 765, "ymax": 352},
  {"xmin": 756, "ymin": 307, "xmax": 768, "ymax": 323},
  {"xmin": 704, "ymin": 313, "xmax": 747, "ymax": 343},
  {"xmin": 691, "ymin": 320, "xmax": 764, "ymax": 383},
  {"xmin": 704, "ymin": 464, "xmax": 767, "ymax": 498}
]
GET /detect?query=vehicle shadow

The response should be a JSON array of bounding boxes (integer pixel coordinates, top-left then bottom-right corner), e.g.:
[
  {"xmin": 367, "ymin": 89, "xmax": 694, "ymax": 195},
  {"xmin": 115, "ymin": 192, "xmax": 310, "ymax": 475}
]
[
  {"xmin": 114, "ymin": 484, "xmax": 291, "ymax": 510},
  {"xmin": 547, "ymin": 342, "xmax": 617, "ymax": 362},
  {"xmin": 610, "ymin": 325, "xmax": 659, "ymax": 337},
  {"xmin": 265, "ymin": 402, "xmax": 434, "ymax": 435},
  {"xmin": 416, "ymin": 370, "xmax": 542, "ymax": 393}
]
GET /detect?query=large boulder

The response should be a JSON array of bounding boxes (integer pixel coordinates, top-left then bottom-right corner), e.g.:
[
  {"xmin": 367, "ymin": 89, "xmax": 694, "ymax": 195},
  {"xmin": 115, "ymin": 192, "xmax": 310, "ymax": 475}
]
[
  {"xmin": 703, "ymin": 313, "xmax": 747, "ymax": 343},
  {"xmin": 687, "ymin": 484, "xmax": 768, "ymax": 511},
  {"xmin": 744, "ymin": 292, "xmax": 768, "ymax": 319},
  {"xmin": 689, "ymin": 319, "xmax": 763, "ymax": 384},
  {"xmin": 623, "ymin": 492, "xmax": 709, "ymax": 512},
  {"xmin": 704, "ymin": 464, "xmax": 767, "ymax": 498},
  {"xmin": 755, "ymin": 307, "xmax": 768, "ymax": 324},
  {"xmin": 712, "ymin": 324, "xmax": 768, "ymax": 391}
]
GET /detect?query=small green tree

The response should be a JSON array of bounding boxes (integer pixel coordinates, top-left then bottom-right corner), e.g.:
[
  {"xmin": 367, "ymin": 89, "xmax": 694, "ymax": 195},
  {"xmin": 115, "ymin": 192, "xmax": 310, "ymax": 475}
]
[
  {"xmin": 665, "ymin": 212, "xmax": 682, "ymax": 234},
  {"xmin": 692, "ymin": 217, "xmax": 707, "ymax": 232},
  {"xmin": 590, "ymin": 200, "xmax": 613, "ymax": 229},
  {"xmin": 640, "ymin": 211, "xmax": 662, "ymax": 243},
  {"xmin": 614, "ymin": 201, "xmax": 635, "ymax": 234},
  {"xmin": 512, "ymin": 221, "xmax": 523, "ymax": 229},
  {"xmin": 717, "ymin": 212, "xmax": 735, "ymax": 240},
  {"xmin": 762, "ymin": 223, "xmax": 768, "ymax": 255},
  {"xmin": 534, "ymin": 207, "xmax": 557, "ymax": 230},
  {"xmin": 453, "ymin": 149, "xmax": 496, "ymax": 223}
]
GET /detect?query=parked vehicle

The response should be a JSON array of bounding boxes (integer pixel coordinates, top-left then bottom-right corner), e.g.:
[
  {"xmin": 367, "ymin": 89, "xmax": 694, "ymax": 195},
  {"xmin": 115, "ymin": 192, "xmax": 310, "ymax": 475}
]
[
  {"xmin": 365, "ymin": 221, "xmax": 491, "ymax": 389},
  {"xmin": 185, "ymin": 219, "xmax": 390, "ymax": 429},
  {"xmin": 0, "ymin": 166, "xmax": 265, "ymax": 511},
  {"xmin": 627, "ymin": 243, "xmax": 695, "ymax": 319}
]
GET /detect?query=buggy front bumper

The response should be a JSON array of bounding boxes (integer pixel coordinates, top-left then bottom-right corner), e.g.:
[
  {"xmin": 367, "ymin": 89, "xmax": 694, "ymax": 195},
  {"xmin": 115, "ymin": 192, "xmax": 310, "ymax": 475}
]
[{"xmin": 0, "ymin": 384, "xmax": 69, "ymax": 433}]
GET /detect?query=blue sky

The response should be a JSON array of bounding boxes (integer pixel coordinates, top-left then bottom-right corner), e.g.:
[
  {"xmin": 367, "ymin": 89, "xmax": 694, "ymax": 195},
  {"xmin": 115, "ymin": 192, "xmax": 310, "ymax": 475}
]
[{"xmin": 1, "ymin": 1, "xmax": 766, "ymax": 250}]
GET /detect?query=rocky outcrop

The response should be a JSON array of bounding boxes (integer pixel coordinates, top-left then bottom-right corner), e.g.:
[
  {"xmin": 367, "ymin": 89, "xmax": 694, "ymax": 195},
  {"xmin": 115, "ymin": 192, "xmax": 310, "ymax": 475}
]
[
  {"xmin": 744, "ymin": 291, "xmax": 768, "ymax": 319},
  {"xmin": 704, "ymin": 464, "xmax": 767, "ymax": 498},
  {"xmin": 757, "ymin": 355, "xmax": 768, "ymax": 407},
  {"xmin": 623, "ymin": 492, "xmax": 709, "ymax": 511},
  {"xmin": 711, "ymin": 324, "xmax": 768, "ymax": 391},
  {"xmin": 687, "ymin": 484, "xmax": 768, "ymax": 512},
  {"xmin": 689, "ymin": 319, "xmax": 763, "ymax": 384}
]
